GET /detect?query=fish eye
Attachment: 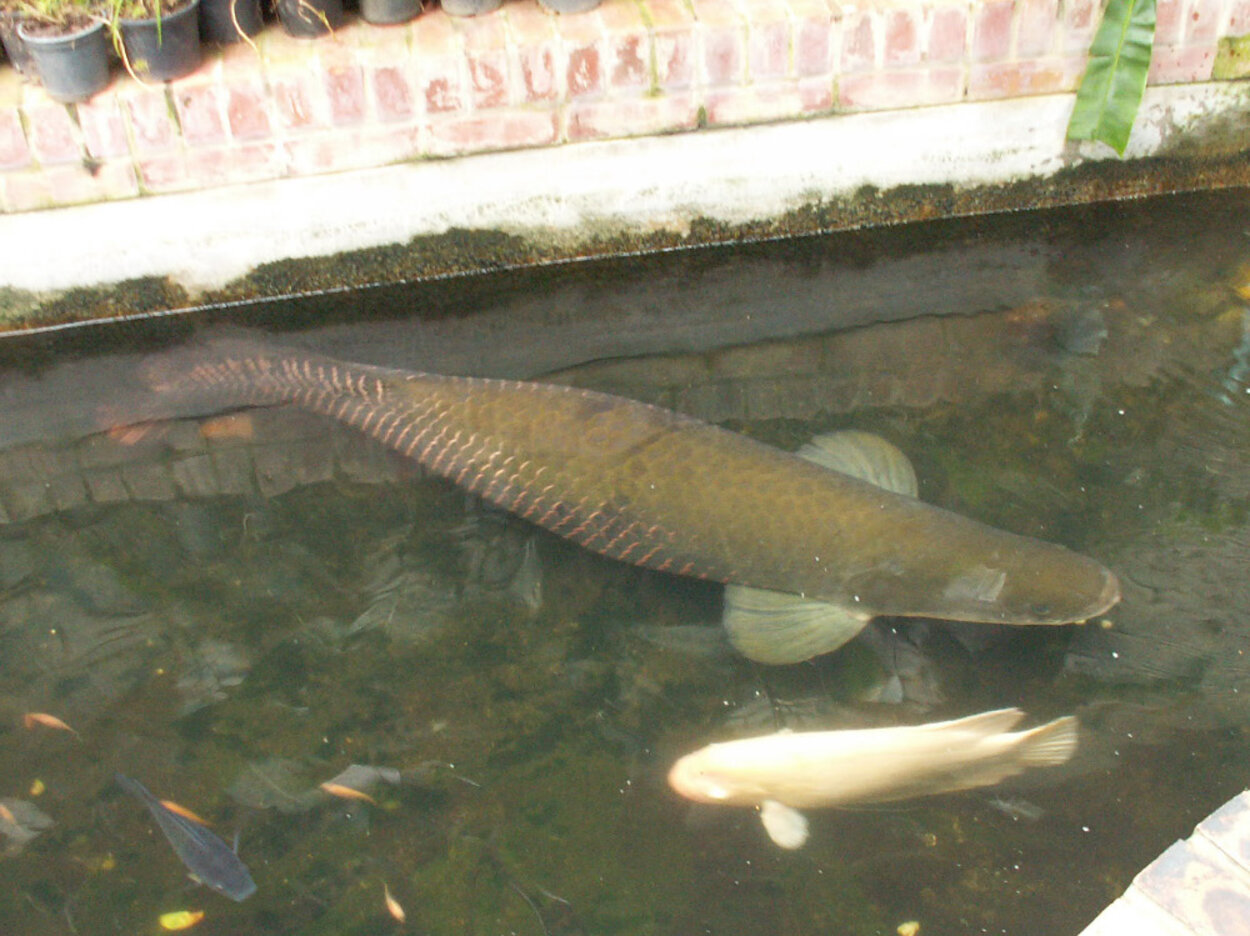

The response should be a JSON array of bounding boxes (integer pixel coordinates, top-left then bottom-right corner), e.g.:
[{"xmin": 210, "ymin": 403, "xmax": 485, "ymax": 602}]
[{"xmin": 1030, "ymin": 602, "xmax": 1052, "ymax": 617}]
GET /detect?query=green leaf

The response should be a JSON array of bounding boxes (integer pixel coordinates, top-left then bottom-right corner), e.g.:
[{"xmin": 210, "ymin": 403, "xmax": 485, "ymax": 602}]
[{"xmin": 1066, "ymin": 0, "xmax": 1157, "ymax": 156}]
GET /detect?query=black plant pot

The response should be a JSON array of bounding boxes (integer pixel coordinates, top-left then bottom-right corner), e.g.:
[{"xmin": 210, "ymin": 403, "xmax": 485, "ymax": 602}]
[
  {"xmin": 199, "ymin": 0, "xmax": 264, "ymax": 44},
  {"xmin": 360, "ymin": 0, "xmax": 420, "ymax": 25},
  {"xmin": 275, "ymin": 0, "xmax": 344, "ymax": 37},
  {"xmin": 18, "ymin": 19, "xmax": 111, "ymax": 102},
  {"xmin": 440, "ymin": 0, "xmax": 499, "ymax": 16},
  {"xmin": 118, "ymin": 0, "xmax": 203, "ymax": 82},
  {"xmin": 0, "ymin": 12, "xmax": 36, "ymax": 77}
]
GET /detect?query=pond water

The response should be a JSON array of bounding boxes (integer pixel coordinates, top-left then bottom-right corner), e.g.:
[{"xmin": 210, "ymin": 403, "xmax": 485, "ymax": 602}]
[{"xmin": 0, "ymin": 190, "xmax": 1248, "ymax": 935}]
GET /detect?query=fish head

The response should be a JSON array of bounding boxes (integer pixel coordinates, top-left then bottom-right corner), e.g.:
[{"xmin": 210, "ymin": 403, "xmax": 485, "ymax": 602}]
[
  {"xmin": 934, "ymin": 546, "xmax": 1120, "ymax": 626},
  {"xmin": 667, "ymin": 743, "xmax": 770, "ymax": 806}
]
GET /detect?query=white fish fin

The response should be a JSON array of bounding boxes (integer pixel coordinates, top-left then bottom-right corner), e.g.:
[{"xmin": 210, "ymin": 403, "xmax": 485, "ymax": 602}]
[
  {"xmin": 1015, "ymin": 715, "xmax": 1079, "ymax": 767},
  {"xmin": 759, "ymin": 800, "xmax": 809, "ymax": 850},
  {"xmin": 723, "ymin": 585, "xmax": 871, "ymax": 664},
  {"xmin": 925, "ymin": 707, "xmax": 1026, "ymax": 736},
  {"xmin": 797, "ymin": 430, "xmax": 918, "ymax": 497}
]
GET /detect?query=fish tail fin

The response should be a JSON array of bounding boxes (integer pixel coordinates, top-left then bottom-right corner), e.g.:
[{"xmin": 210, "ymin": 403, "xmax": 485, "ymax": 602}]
[{"xmin": 1015, "ymin": 716, "xmax": 1079, "ymax": 768}]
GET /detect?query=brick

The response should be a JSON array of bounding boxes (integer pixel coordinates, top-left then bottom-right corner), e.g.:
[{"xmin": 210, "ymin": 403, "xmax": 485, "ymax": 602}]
[
  {"xmin": 1156, "ymin": 0, "xmax": 1184, "ymax": 45},
  {"xmin": 797, "ymin": 74, "xmax": 835, "ymax": 112},
  {"xmin": 566, "ymin": 92, "xmax": 700, "ymax": 139},
  {"xmin": 173, "ymin": 83, "xmax": 228, "ymax": 144},
  {"xmin": 0, "ymin": 108, "xmax": 30, "ymax": 170},
  {"xmin": 968, "ymin": 58, "xmax": 1069, "ymax": 98},
  {"xmin": 790, "ymin": 0, "xmax": 833, "ymax": 78},
  {"xmin": 566, "ymin": 44, "xmax": 603, "ymax": 97},
  {"xmin": 1015, "ymin": 0, "xmax": 1058, "ymax": 58},
  {"xmin": 705, "ymin": 83, "xmax": 807, "ymax": 125},
  {"xmin": 185, "ymin": 142, "xmax": 286, "ymax": 187},
  {"xmin": 883, "ymin": 8, "xmax": 921, "ymax": 67},
  {"xmin": 467, "ymin": 51, "xmax": 510, "ymax": 108},
  {"xmin": 77, "ymin": 97, "xmax": 129, "ymax": 159},
  {"xmin": 841, "ymin": 11, "xmax": 877, "ymax": 73},
  {"xmin": 654, "ymin": 28, "xmax": 696, "ymax": 88},
  {"xmin": 839, "ymin": 66, "xmax": 965, "ymax": 110},
  {"xmin": 0, "ymin": 170, "xmax": 54, "ymax": 213},
  {"xmin": 285, "ymin": 125, "xmax": 423, "ymax": 175},
  {"xmin": 610, "ymin": 33, "xmax": 651, "ymax": 88},
  {"xmin": 1184, "ymin": 0, "xmax": 1223, "ymax": 43},
  {"xmin": 1230, "ymin": 0, "xmax": 1250, "ymax": 34},
  {"xmin": 271, "ymin": 70, "xmax": 331, "ymax": 132},
  {"xmin": 124, "ymin": 88, "xmax": 179, "ymax": 155},
  {"xmin": 1060, "ymin": 0, "xmax": 1099, "ymax": 52},
  {"xmin": 226, "ymin": 80, "xmax": 273, "ymax": 139},
  {"xmin": 137, "ymin": 153, "xmax": 192, "ymax": 192},
  {"xmin": 325, "ymin": 65, "xmax": 366, "ymax": 125},
  {"xmin": 373, "ymin": 66, "xmax": 416, "ymax": 121},
  {"xmin": 26, "ymin": 102, "xmax": 82, "ymax": 165},
  {"xmin": 505, "ymin": 2, "xmax": 559, "ymax": 100},
  {"xmin": 1148, "ymin": 43, "xmax": 1216, "ymax": 83},
  {"xmin": 26, "ymin": 160, "xmax": 139, "ymax": 207},
  {"xmin": 747, "ymin": 13, "xmax": 790, "ymax": 80},
  {"xmin": 928, "ymin": 6, "xmax": 967, "ymax": 63},
  {"xmin": 425, "ymin": 110, "xmax": 557, "ymax": 156},
  {"xmin": 972, "ymin": 0, "xmax": 1014, "ymax": 61},
  {"xmin": 699, "ymin": 3, "xmax": 746, "ymax": 86}
]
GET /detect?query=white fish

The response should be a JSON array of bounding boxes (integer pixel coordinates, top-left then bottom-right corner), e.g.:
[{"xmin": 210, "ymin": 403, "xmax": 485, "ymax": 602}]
[{"xmin": 667, "ymin": 708, "xmax": 1078, "ymax": 849}]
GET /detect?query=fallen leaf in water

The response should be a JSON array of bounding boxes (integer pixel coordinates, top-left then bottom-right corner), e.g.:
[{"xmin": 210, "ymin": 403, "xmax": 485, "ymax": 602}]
[
  {"xmin": 29, "ymin": 779, "xmax": 44, "ymax": 796},
  {"xmin": 160, "ymin": 799, "xmax": 211, "ymax": 826},
  {"xmin": 159, "ymin": 909, "xmax": 205, "ymax": 930},
  {"xmin": 22, "ymin": 712, "xmax": 81, "ymax": 739},
  {"xmin": 319, "ymin": 782, "xmax": 377, "ymax": 805},
  {"xmin": 384, "ymin": 883, "xmax": 405, "ymax": 923},
  {"xmin": 199, "ymin": 413, "xmax": 254, "ymax": 441}
]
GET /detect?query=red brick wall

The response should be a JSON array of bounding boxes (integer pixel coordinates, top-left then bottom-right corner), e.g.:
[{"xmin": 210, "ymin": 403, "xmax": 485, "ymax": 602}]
[{"xmin": 1, "ymin": 0, "xmax": 1246, "ymax": 212}]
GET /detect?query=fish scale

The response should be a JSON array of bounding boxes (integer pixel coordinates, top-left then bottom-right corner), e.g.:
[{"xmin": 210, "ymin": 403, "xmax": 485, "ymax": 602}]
[{"xmin": 137, "ymin": 338, "xmax": 1119, "ymax": 629}]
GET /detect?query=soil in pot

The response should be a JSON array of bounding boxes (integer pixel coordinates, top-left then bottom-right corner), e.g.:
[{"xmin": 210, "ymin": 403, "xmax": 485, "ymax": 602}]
[
  {"xmin": 116, "ymin": 0, "xmax": 202, "ymax": 82},
  {"xmin": 199, "ymin": 0, "xmax": 263, "ymax": 44},
  {"xmin": 275, "ymin": 0, "xmax": 344, "ymax": 37},
  {"xmin": 360, "ymin": 0, "xmax": 420, "ymax": 25},
  {"xmin": 440, "ymin": 0, "xmax": 500, "ymax": 16},
  {"xmin": 18, "ymin": 19, "xmax": 111, "ymax": 102}
]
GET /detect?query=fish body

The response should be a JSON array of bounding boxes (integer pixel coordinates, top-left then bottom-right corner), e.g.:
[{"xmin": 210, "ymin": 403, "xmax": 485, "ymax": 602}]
[
  {"xmin": 137, "ymin": 340, "xmax": 1118, "ymax": 662},
  {"xmin": 667, "ymin": 708, "xmax": 1077, "ymax": 848},
  {"xmin": 116, "ymin": 773, "xmax": 256, "ymax": 901}
]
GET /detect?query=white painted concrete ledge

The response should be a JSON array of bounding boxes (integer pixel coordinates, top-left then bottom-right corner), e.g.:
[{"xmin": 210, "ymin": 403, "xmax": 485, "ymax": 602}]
[{"xmin": 2, "ymin": 82, "xmax": 1247, "ymax": 296}]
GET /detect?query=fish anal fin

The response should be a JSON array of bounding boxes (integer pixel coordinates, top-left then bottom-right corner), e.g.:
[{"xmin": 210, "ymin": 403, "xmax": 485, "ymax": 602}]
[
  {"xmin": 1016, "ymin": 715, "xmax": 1079, "ymax": 767},
  {"xmin": 760, "ymin": 799, "xmax": 809, "ymax": 849},
  {"xmin": 723, "ymin": 585, "xmax": 870, "ymax": 664},
  {"xmin": 797, "ymin": 431, "xmax": 918, "ymax": 497}
]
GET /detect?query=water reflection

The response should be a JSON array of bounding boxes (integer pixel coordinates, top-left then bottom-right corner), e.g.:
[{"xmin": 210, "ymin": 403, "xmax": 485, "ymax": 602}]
[{"xmin": 0, "ymin": 191, "xmax": 1248, "ymax": 935}]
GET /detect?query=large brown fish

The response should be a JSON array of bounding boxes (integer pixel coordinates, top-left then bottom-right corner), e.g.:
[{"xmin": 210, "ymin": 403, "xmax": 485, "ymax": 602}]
[{"xmin": 134, "ymin": 339, "xmax": 1119, "ymax": 663}]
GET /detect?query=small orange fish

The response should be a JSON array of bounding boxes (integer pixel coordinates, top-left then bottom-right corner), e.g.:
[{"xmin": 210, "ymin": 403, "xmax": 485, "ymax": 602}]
[
  {"xmin": 0, "ymin": 802, "xmax": 14, "ymax": 824},
  {"xmin": 384, "ymin": 883, "xmax": 405, "ymax": 923},
  {"xmin": 319, "ymin": 782, "xmax": 377, "ymax": 805},
  {"xmin": 159, "ymin": 800, "xmax": 211, "ymax": 827},
  {"xmin": 23, "ymin": 712, "xmax": 81, "ymax": 739},
  {"xmin": 107, "ymin": 422, "xmax": 164, "ymax": 446}
]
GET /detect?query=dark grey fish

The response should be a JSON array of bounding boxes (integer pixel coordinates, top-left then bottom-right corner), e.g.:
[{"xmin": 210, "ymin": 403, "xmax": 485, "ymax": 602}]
[{"xmin": 115, "ymin": 772, "xmax": 256, "ymax": 901}]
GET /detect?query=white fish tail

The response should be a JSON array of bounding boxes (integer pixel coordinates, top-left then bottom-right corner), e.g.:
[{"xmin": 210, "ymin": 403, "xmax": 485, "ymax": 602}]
[{"xmin": 1016, "ymin": 716, "xmax": 1079, "ymax": 767}]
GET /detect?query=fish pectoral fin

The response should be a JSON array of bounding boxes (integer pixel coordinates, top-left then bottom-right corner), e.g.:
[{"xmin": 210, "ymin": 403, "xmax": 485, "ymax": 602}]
[
  {"xmin": 759, "ymin": 800, "xmax": 809, "ymax": 849},
  {"xmin": 797, "ymin": 430, "xmax": 918, "ymax": 497},
  {"xmin": 1016, "ymin": 715, "xmax": 1079, "ymax": 767},
  {"xmin": 723, "ymin": 585, "xmax": 871, "ymax": 664}
]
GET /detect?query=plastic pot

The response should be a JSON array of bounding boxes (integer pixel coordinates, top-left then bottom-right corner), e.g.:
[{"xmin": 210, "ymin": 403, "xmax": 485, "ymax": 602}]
[
  {"xmin": 117, "ymin": 0, "xmax": 202, "ymax": 82},
  {"xmin": 440, "ymin": 0, "xmax": 500, "ymax": 17},
  {"xmin": 199, "ymin": 0, "xmax": 264, "ymax": 44},
  {"xmin": 536, "ymin": 0, "xmax": 601, "ymax": 11},
  {"xmin": 275, "ymin": 0, "xmax": 345, "ymax": 38},
  {"xmin": 360, "ymin": 0, "xmax": 421, "ymax": 25},
  {"xmin": 0, "ymin": 12, "xmax": 36, "ymax": 76},
  {"xmin": 18, "ymin": 19, "xmax": 111, "ymax": 103}
]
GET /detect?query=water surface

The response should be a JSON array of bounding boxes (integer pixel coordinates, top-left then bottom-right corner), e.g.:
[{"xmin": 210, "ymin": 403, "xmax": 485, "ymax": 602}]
[{"xmin": 0, "ymin": 191, "xmax": 1248, "ymax": 935}]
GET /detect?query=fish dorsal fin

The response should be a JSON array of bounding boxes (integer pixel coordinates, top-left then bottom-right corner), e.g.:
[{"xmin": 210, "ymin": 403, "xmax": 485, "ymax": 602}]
[
  {"xmin": 797, "ymin": 431, "xmax": 918, "ymax": 497},
  {"xmin": 1015, "ymin": 716, "xmax": 1079, "ymax": 767},
  {"xmin": 930, "ymin": 707, "xmax": 1026, "ymax": 735},
  {"xmin": 723, "ymin": 585, "xmax": 871, "ymax": 664},
  {"xmin": 760, "ymin": 799, "xmax": 809, "ymax": 849}
]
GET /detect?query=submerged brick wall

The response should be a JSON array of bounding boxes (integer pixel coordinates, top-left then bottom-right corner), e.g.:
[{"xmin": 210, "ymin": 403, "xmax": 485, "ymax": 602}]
[{"xmin": 1, "ymin": 0, "xmax": 1247, "ymax": 213}]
